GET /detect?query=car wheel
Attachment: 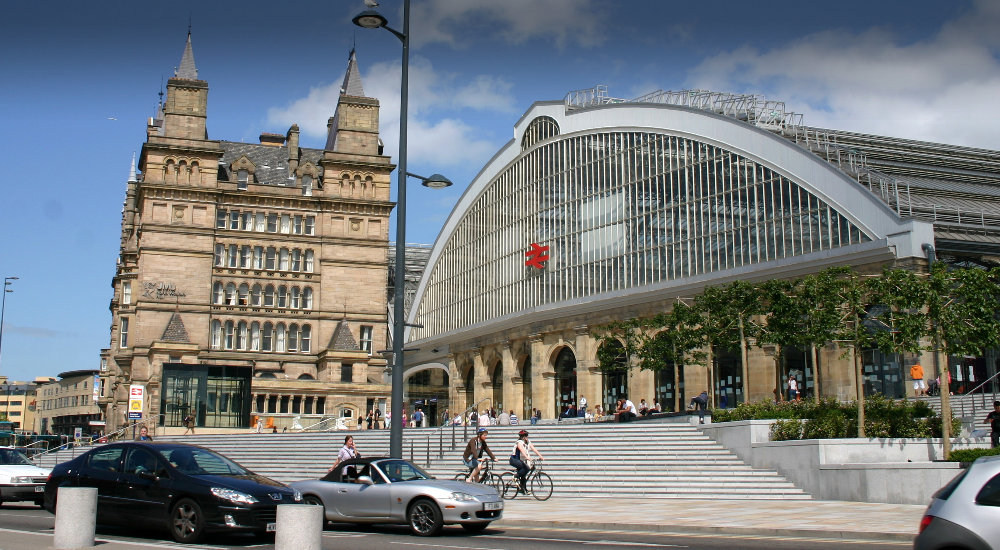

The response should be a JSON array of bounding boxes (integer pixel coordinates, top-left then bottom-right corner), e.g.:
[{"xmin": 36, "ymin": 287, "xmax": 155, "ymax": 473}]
[
  {"xmin": 170, "ymin": 498, "xmax": 205, "ymax": 544},
  {"xmin": 462, "ymin": 522, "xmax": 489, "ymax": 533},
  {"xmin": 407, "ymin": 498, "xmax": 443, "ymax": 537},
  {"xmin": 303, "ymin": 495, "xmax": 328, "ymax": 527}
]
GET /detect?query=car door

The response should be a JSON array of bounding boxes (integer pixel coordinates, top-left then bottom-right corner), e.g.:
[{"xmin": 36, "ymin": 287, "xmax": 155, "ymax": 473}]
[
  {"xmin": 78, "ymin": 446, "xmax": 126, "ymax": 522},
  {"xmin": 117, "ymin": 447, "xmax": 171, "ymax": 525},
  {"xmin": 329, "ymin": 464, "xmax": 390, "ymax": 519}
]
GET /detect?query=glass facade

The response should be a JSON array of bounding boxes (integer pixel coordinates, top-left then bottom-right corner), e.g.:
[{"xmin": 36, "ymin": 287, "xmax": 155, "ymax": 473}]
[
  {"xmin": 413, "ymin": 128, "xmax": 871, "ymax": 339},
  {"xmin": 160, "ymin": 363, "xmax": 252, "ymax": 428}
]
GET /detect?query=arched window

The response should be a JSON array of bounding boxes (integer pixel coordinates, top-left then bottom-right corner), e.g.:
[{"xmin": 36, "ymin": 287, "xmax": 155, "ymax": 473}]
[
  {"xmin": 224, "ymin": 320, "xmax": 235, "ymax": 350},
  {"xmin": 212, "ymin": 282, "xmax": 223, "ymax": 304},
  {"xmin": 301, "ymin": 325, "xmax": 311, "ymax": 352},
  {"xmin": 250, "ymin": 321, "xmax": 261, "ymax": 351},
  {"xmin": 251, "ymin": 284, "xmax": 262, "ymax": 306},
  {"xmin": 276, "ymin": 323, "xmax": 287, "ymax": 352},
  {"xmin": 266, "ymin": 247, "xmax": 276, "ymax": 270},
  {"xmin": 277, "ymin": 286, "xmax": 287, "ymax": 308},
  {"xmin": 236, "ymin": 321, "xmax": 248, "ymax": 350},
  {"xmin": 211, "ymin": 320, "xmax": 222, "ymax": 349},
  {"xmin": 297, "ymin": 373, "xmax": 314, "ymax": 380},
  {"xmin": 288, "ymin": 324, "xmax": 299, "ymax": 352},
  {"xmin": 279, "ymin": 248, "xmax": 290, "ymax": 271},
  {"xmin": 520, "ymin": 116, "xmax": 560, "ymax": 150},
  {"xmin": 305, "ymin": 250, "xmax": 314, "ymax": 272},
  {"xmin": 240, "ymin": 245, "xmax": 251, "ymax": 268},
  {"xmin": 302, "ymin": 175, "xmax": 313, "ymax": 196},
  {"xmin": 238, "ymin": 284, "xmax": 249, "ymax": 306},
  {"xmin": 190, "ymin": 161, "xmax": 200, "ymax": 184},
  {"xmin": 225, "ymin": 283, "xmax": 236, "ymax": 306},
  {"xmin": 262, "ymin": 322, "xmax": 273, "ymax": 351},
  {"xmin": 178, "ymin": 160, "xmax": 188, "ymax": 184},
  {"xmin": 253, "ymin": 246, "xmax": 263, "ymax": 269},
  {"xmin": 214, "ymin": 244, "xmax": 225, "ymax": 267},
  {"xmin": 303, "ymin": 287, "xmax": 313, "ymax": 310},
  {"xmin": 264, "ymin": 285, "xmax": 275, "ymax": 307},
  {"xmin": 165, "ymin": 159, "xmax": 175, "ymax": 183},
  {"xmin": 291, "ymin": 287, "xmax": 300, "ymax": 309}
]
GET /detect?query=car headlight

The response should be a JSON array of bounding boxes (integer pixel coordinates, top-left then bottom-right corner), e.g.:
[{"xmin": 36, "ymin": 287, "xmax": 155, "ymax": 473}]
[
  {"xmin": 211, "ymin": 487, "xmax": 258, "ymax": 505},
  {"xmin": 11, "ymin": 476, "xmax": 33, "ymax": 484},
  {"xmin": 293, "ymin": 489, "xmax": 303, "ymax": 502},
  {"xmin": 450, "ymin": 492, "xmax": 477, "ymax": 502}
]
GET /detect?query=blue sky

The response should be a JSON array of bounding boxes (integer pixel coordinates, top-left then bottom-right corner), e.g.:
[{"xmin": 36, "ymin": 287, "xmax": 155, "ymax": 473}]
[{"xmin": 1, "ymin": 0, "xmax": 996, "ymax": 382}]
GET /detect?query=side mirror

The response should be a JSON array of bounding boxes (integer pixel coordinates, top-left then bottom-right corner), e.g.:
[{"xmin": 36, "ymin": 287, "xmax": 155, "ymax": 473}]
[
  {"xmin": 356, "ymin": 476, "xmax": 374, "ymax": 486},
  {"xmin": 154, "ymin": 468, "xmax": 169, "ymax": 479}
]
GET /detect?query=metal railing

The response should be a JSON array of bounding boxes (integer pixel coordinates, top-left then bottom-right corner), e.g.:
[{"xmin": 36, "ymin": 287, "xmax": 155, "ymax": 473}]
[
  {"xmin": 951, "ymin": 371, "xmax": 1000, "ymax": 418},
  {"xmin": 412, "ymin": 397, "xmax": 493, "ymax": 467}
]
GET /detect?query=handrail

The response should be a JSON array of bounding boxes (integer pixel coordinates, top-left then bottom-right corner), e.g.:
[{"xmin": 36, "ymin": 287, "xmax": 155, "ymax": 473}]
[
  {"xmin": 951, "ymin": 371, "xmax": 1000, "ymax": 418},
  {"xmin": 413, "ymin": 397, "xmax": 493, "ymax": 466},
  {"xmin": 298, "ymin": 416, "xmax": 337, "ymax": 432}
]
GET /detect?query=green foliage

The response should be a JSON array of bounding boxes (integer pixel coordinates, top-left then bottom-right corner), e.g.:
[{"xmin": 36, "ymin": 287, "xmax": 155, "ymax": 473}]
[
  {"xmin": 770, "ymin": 420, "xmax": 803, "ymax": 441},
  {"xmin": 947, "ymin": 447, "xmax": 1000, "ymax": 463},
  {"xmin": 595, "ymin": 318, "xmax": 642, "ymax": 373},
  {"xmin": 0, "ymin": 412, "xmax": 7, "ymax": 422},
  {"xmin": 635, "ymin": 305, "xmax": 706, "ymax": 372}
]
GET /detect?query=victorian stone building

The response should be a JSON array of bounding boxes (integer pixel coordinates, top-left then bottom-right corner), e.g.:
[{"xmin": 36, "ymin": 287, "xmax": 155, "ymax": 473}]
[{"xmin": 100, "ymin": 34, "xmax": 393, "ymax": 433}]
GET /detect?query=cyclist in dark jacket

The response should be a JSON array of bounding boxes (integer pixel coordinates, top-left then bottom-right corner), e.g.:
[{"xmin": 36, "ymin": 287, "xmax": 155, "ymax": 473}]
[{"xmin": 462, "ymin": 427, "xmax": 496, "ymax": 482}]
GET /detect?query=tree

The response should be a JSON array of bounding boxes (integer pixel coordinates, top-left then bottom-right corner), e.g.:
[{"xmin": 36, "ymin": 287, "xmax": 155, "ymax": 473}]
[
  {"xmin": 759, "ymin": 278, "xmax": 800, "ymax": 401},
  {"xmin": 833, "ymin": 269, "xmax": 878, "ymax": 437},
  {"xmin": 694, "ymin": 284, "xmax": 761, "ymax": 409},
  {"xmin": 636, "ymin": 303, "xmax": 706, "ymax": 412},
  {"xmin": 797, "ymin": 267, "xmax": 855, "ymax": 399}
]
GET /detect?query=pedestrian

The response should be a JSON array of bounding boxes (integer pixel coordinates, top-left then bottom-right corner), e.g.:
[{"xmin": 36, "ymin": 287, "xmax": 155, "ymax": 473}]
[
  {"xmin": 366, "ymin": 409, "xmax": 374, "ymax": 430},
  {"xmin": 618, "ymin": 398, "xmax": 637, "ymax": 423},
  {"xmin": 329, "ymin": 435, "xmax": 360, "ymax": 474},
  {"xmin": 453, "ymin": 413, "xmax": 463, "ymax": 426},
  {"xmin": 443, "ymin": 409, "xmax": 451, "ymax": 426},
  {"xmin": 787, "ymin": 374, "xmax": 799, "ymax": 401},
  {"xmin": 254, "ymin": 417, "xmax": 263, "ymax": 434},
  {"xmin": 986, "ymin": 401, "xmax": 1000, "ymax": 449},
  {"xmin": 385, "ymin": 410, "xmax": 391, "ymax": 429},
  {"xmin": 509, "ymin": 410, "xmax": 519, "ymax": 425},
  {"xmin": 530, "ymin": 408, "xmax": 539, "ymax": 426},
  {"xmin": 579, "ymin": 395, "xmax": 587, "ymax": 417},
  {"xmin": 134, "ymin": 426, "xmax": 153, "ymax": 441},
  {"xmin": 272, "ymin": 425, "xmax": 278, "ymax": 434},
  {"xmin": 498, "ymin": 409, "xmax": 511, "ymax": 425},
  {"xmin": 470, "ymin": 409, "xmax": 479, "ymax": 428},
  {"xmin": 402, "ymin": 409, "xmax": 408, "ymax": 428},
  {"xmin": 689, "ymin": 390, "xmax": 709, "ymax": 424},
  {"xmin": 413, "ymin": 407, "xmax": 424, "ymax": 428},
  {"xmin": 373, "ymin": 407, "xmax": 382, "ymax": 429},
  {"xmin": 910, "ymin": 363, "xmax": 926, "ymax": 397},
  {"xmin": 182, "ymin": 413, "xmax": 196, "ymax": 435}
]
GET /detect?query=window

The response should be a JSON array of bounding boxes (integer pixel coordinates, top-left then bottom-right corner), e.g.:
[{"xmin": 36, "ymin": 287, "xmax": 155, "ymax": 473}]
[
  {"xmin": 251, "ymin": 246, "xmax": 262, "ymax": 269},
  {"xmin": 216, "ymin": 210, "xmax": 227, "ymax": 229},
  {"xmin": 264, "ymin": 285, "xmax": 275, "ymax": 307},
  {"xmin": 266, "ymin": 247, "xmax": 276, "ymax": 270},
  {"xmin": 288, "ymin": 324, "xmax": 299, "ymax": 352},
  {"xmin": 276, "ymin": 324, "xmax": 286, "ymax": 352},
  {"xmin": 238, "ymin": 284, "xmax": 249, "ymax": 306},
  {"xmin": 292, "ymin": 249, "xmax": 301, "ymax": 271},
  {"xmin": 305, "ymin": 250, "xmax": 314, "ymax": 272},
  {"xmin": 360, "ymin": 325, "xmax": 374, "ymax": 354},
  {"xmin": 242, "ymin": 212, "xmax": 253, "ymax": 231},
  {"xmin": 211, "ymin": 320, "xmax": 221, "ymax": 349},
  {"xmin": 293, "ymin": 215, "xmax": 303, "ymax": 234},
  {"xmin": 237, "ymin": 321, "xmax": 248, "ymax": 350},
  {"xmin": 290, "ymin": 287, "xmax": 300, "ymax": 309},
  {"xmin": 302, "ymin": 175, "xmax": 313, "ymax": 197},
  {"xmin": 212, "ymin": 282, "xmax": 223, "ymax": 304},
  {"xmin": 280, "ymin": 214, "xmax": 291, "ymax": 234},
  {"xmin": 87, "ymin": 446, "xmax": 124, "ymax": 472},
  {"xmin": 255, "ymin": 213, "xmax": 265, "ymax": 232},
  {"xmin": 250, "ymin": 322, "xmax": 261, "ymax": 351},
  {"xmin": 977, "ymin": 474, "xmax": 1000, "ymax": 507},
  {"xmin": 301, "ymin": 325, "xmax": 311, "ymax": 352},
  {"xmin": 267, "ymin": 214, "xmax": 278, "ymax": 233},
  {"xmin": 303, "ymin": 287, "xmax": 313, "ymax": 310},
  {"xmin": 225, "ymin": 283, "xmax": 236, "ymax": 306},
  {"xmin": 228, "ymin": 245, "xmax": 237, "ymax": 268},
  {"xmin": 214, "ymin": 244, "xmax": 225, "ymax": 267},
  {"xmin": 224, "ymin": 320, "xmax": 234, "ymax": 349},
  {"xmin": 237, "ymin": 169, "xmax": 249, "ymax": 190},
  {"xmin": 229, "ymin": 211, "xmax": 240, "ymax": 230},
  {"xmin": 240, "ymin": 245, "xmax": 251, "ymax": 268},
  {"xmin": 341, "ymin": 364, "xmax": 353, "ymax": 383},
  {"xmin": 262, "ymin": 322, "xmax": 273, "ymax": 351},
  {"xmin": 124, "ymin": 448, "xmax": 161, "ymax": 476},
  {"xmin": 119, "ymin": 318, "xmax": 129, "ymax": 348},
  {"xmin": 279, "ymin": 248, "xmax": 290, "ymax": 271},
  {"xmin": 277, "ymin": 286, "xmax": 287, "ymax": 308},
  {"xmin": 122, "ymin": 282, "xmax": 131, "ymax": 305},
  {"xmin": 251, "ymin": 284, "xmax": 262, "ymax": 306},
  {"xmin": 305, "ymin": 216, "xmax": 316, "ymax": 235}
]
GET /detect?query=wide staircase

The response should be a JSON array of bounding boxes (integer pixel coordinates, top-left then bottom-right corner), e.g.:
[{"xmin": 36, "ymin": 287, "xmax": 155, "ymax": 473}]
[
  {"xmin": 38, "ymin": 422, "xmax": 810, "ymax": 500},
  {"xmin": 916, "ymin": 394, "xmax": 998, "ymax": 420}
]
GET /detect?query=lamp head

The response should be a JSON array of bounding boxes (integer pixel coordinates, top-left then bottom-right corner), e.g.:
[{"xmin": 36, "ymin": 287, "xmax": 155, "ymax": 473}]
[
  {"xmin": 353, "ymin": 10, "xmax": 387, "ymax": 29},
  {"xmin": 422, "ymin": 174, "xmax": 453, "ymax": 190}
]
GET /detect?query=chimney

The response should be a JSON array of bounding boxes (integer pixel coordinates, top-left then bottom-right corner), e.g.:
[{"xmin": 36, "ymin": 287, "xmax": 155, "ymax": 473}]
[
  {"xmin": 259, "ymin": 132, "xmax": 286, "ymax": 147},
  {"xmin": 286, "ymin": 124, "xmax": 300, "ymax": 172}
]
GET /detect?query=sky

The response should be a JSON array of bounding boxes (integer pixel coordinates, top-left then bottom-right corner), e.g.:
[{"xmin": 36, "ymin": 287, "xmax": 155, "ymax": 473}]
[{"xmin": 1, "ymin": 0, "xmax": 998, "ymax": 383}]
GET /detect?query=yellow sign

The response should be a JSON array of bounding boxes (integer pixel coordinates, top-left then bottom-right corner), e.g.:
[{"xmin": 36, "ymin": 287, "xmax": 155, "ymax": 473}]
[{"xmin": 129, "ymin": 399, "xmax": 143, "ymax": 412}]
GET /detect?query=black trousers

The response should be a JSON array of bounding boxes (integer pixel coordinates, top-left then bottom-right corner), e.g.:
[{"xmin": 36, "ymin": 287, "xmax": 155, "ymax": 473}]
[
  {"xmin": 510, "ymin": 457, "xmax": 529, "ymax": 486},
  {"xmin": 619, "ymin": 411, "xmax": 636, "ymax": 423},
  {"xmin": 992, "ymin": 430, "xmax": 999, "ymax": 449}
]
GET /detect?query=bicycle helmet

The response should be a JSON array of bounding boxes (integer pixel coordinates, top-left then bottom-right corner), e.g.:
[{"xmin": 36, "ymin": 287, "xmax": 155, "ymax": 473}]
[
  {"xmin": 477, "ymin": 427, "xmax": 489, "ymax": 434},
  {"xmin": 518, "ymin": 430, "xmax": 529, "ymax": 438}
]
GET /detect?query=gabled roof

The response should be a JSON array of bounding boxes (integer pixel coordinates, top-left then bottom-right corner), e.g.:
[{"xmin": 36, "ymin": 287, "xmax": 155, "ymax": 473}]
[
  {"xmin": 328, "ymin": 319, "xmax": 359, "ymax": 351},
  {"xmin": 175, "ymin": 33, "xmax": 198, "ymax": 80},
  {"xmin": 161, "ymin": 312, "xmax": 190, "ymax": 343},
  {"xmin": 218, "ymin": 142, "xmax": 323, "ymax": 185}
]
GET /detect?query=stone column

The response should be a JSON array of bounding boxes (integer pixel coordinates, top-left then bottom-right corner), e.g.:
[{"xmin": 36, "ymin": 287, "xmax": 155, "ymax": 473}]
[
  {"xmin": 530, "ymin": 334, "xmax": 554, "ymax": 419},
  {"xmin": 501, "ymin": 341, "xmax": 520, "ymax": 417},
  {"xmin": 447, "ymin": 355, "xmax": 464, "ymax": 413},
  {"xmin": 472, "ymin": 348, "xmax": 487, "ymax": 410},
  {"xmin": 573, "ymin": 326, "xmax": 600, "ymax": 415}
]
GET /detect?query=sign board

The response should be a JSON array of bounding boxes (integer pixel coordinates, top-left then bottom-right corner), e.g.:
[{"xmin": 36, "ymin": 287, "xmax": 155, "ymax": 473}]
[
  {"xmin": 89, "ymin": 420, "xmax": 106, "ymax": 426},
  {"xmin": 74, "ymin": 427, "xmax": 82, "ymax": 439},
  {"xmin": 525, "ymin": 243, "xmax": 550, "ymax": 269},
  {"xmin": 128, "ymin": 384, "xmax": 145, "ymax": 421},
  {"xmin": 127, "ymin": 412, "xmax": 142, "ymax": 419},
  {"xmin": 93, "ymin": 374, "xmax": 101, "ymax": 402}
]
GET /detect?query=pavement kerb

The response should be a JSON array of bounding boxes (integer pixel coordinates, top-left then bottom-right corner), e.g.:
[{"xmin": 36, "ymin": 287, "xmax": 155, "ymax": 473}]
[{"xmin": 492, "ymin": 518, "xmax": 917, "ymax": 542}]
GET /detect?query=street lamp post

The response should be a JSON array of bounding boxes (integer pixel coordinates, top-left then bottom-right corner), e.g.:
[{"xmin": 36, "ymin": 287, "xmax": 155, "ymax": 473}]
[
  {"xmin": 0, "ymin": 277, "xmax": 18, "ymax": 377},
  {"xmin": 354, "ymin": 0, "xmax": 452, "ymax": 458}
]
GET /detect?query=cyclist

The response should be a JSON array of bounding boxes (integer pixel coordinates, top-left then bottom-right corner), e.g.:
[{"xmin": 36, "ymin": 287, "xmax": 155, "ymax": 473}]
[
  {"xmin": 462, "ymin": 427, "xmax": 496, "ymax": 482},
  {"xmin": 510, "ymin": 429, "xmax": 545, "ymax": 494}
]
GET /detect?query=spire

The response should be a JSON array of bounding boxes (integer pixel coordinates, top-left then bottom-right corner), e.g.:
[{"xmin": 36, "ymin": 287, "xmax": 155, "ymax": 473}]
[
  {"xmin": 175, "ymin": 32, "xmax": 198, "ymax": 80},
  {"xmin": 128, "ymin": 152, "xmax": 137, "ymax": 183},
  {"xmin": 341, "ymin": 49, "xmax": 365, "ymax": 97}
]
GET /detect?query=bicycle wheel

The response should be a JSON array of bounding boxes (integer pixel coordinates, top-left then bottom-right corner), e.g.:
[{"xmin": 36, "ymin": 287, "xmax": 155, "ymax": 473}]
[
  {"xmin": 498, "ymin": 472, "xmax": 518, "ymax": 500},
  {"xmin": 488, "ymin": 473, "xmax": 505, "ymax": 495},
  {"xmin": 452, "ymin": 473, "xmax": 466, "ymax": 481},
  {"xmin": 530, "ymin": 472, "xmax": 553, "ymax": 501}
]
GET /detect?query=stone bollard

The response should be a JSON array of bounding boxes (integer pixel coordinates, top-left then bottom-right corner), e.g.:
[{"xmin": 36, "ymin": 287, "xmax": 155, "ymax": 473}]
[
  {"xmin": 275, "ymin": 504, "xmax": 323, "ymax": 550},
  {"xmin": 53, "ymin": 486, "xmax": 98, "ymax": 549}
]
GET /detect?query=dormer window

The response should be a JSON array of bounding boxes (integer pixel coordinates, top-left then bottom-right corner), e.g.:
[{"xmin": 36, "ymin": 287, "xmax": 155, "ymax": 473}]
[
  {"xmin": 302, "ymin": 175, "xmax": 313, "ymax": 196},
  {"xmin": 237, "ymin": 169, "xmax": 249, "ymax": 190}
]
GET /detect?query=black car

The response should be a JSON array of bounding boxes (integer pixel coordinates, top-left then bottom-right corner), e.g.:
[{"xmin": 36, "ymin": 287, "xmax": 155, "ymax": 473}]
[{"xmin": 44, "ymin": 442, "xmax": 301, "ymax": 543}]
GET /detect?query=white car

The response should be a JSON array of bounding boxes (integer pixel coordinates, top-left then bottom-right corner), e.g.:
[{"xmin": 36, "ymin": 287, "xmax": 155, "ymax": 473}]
[
  {"xmin": 914, "ymin": 455, "xmax": 1000, "ymax": 550},
  {"xmin": 0, "ymin": 448, "xmax": 50, "ymax": 508}
]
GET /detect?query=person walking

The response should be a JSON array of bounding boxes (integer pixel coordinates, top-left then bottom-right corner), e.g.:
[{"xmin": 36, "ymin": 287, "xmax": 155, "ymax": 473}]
[
  {"xmin": 470, "ymin": 409, "xmax": 479, "ymax": 428},
  {"xmin": 787, "ymin": 374, "xmax": 799, "ymax": 401},
  {"xmin": 254, "ymin": 417, "xmax": 263, "ymax": 434},
  {"xmin": 182, "ymin": 413, "xmax": 196, "ymax": 435},
  {"xmin": 689, "ymin": 390, "xmax": 709, "ymax": 424},
  {"xmin": 412, "ymin": 407, "xmax": 424, "ymax": 428},
  {"xmin": 462, "ymin": 428, "xmax": 496, "ymax": 483},
  {"xmin": 510, "ymin": 430, "xmax": 545, "ymax": 494},
  {"xmin": 910, "ymin": 363, "xmax": 926, "ymax": 397},
  {"xmin": 365, "ymin": 409, "xmax": 374, "ymax": 430},
  {"xmin": 373, "ymin": 406, "xmax": 382, "ymax": 429},
  {"xmin": 986, "ymin": 401, "xmax": 1000, "ymax": 449}
]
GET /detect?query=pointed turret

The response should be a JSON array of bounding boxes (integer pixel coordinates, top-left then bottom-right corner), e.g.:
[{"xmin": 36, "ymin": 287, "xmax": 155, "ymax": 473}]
[
  {"xmin": 341, "ymin": 49, "xmax": 365, "ymax": 97},
  {"xmin": 175, "ymin": 32, "xmax": 198, "ymax": 80},
  {"xmin": 128, "ymin": 152, "xmax": 137, "ymax": 183},
  {"xmin": 325, "ymin": 50, "xmax": 380, "ymax": 153}
]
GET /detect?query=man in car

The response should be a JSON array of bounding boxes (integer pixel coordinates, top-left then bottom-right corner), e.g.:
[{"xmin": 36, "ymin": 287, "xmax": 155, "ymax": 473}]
[
  {"xmin": 985, "ymin": 400, "xmax": 1000, "ymax": 448},
  {"xmin": 462, "ymin": 427, "xmax": 496, "ymax": 483}
]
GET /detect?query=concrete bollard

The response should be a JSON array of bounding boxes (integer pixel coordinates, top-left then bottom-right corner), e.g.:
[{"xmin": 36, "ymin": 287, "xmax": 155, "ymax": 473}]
[
  {"xmin": 275, "ymin": 504, "xmax": 323, "ymax": 550},
  {"xmin": 53, "ymin": 486, "xmax": 98, "ymax": 549}
]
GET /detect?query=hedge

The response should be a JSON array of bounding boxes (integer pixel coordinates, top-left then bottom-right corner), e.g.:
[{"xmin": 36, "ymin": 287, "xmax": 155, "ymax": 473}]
[{"xmin": 947, "ymin": 448, "xmax": 1000, "ymax": 463}]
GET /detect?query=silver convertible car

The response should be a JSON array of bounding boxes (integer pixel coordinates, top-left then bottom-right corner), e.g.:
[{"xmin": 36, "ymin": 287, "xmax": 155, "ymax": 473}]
[{"xmin": 289, "ymin": 457, "xmax": 503, "ymax": 536}]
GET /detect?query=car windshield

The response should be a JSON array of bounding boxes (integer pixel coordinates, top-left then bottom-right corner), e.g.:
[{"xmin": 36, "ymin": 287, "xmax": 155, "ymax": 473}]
[
  {"xmin": 156, "ymin": 446, "xmax": 249, "ymax": 476},
  {"xmin": 0, "ymin": 449, "xmax": 33, "ymax": 466},
  {"xmin": 377, "ymin": 460, "xmax": 432, "ymax": 482}
]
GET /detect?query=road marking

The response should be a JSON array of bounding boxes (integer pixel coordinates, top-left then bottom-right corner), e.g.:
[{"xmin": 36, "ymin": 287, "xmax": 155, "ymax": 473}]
[
  {"xmin": 392, "ymin": 543, "xmax": 502, "ymax": 550},
  {"xmin": 483, "ymin": 535, "xmax": 685, "ymax": 547},
  {"xmin": 497, "ymin": 526, "xmax": 910, "ymax": 546},
  {"xmin": 0, "ymin": 527, "xmax": 226, "ymax": 550}
]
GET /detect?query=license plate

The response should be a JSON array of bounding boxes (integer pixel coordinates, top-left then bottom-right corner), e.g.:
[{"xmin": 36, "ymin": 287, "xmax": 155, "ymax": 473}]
[
  {"xmin": 266, "ymin": 523, "xmax": 276, "ymax": 532},
  {"xmin": 484, "ymin": 502, "xmax": 502, "ymax": 510},
  {"xmin": 34, "ymin": 486, "xmax": 45, "ymax": 493}
]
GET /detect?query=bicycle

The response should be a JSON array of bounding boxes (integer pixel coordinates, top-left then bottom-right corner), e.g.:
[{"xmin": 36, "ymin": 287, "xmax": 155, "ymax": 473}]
[
  {"xmin": 452, "ymin": 458, "xmax": 505, "ymax": 495},
  {"xmin": 500, "ymin": 460, "xmax": 553, "ymax": 501}
]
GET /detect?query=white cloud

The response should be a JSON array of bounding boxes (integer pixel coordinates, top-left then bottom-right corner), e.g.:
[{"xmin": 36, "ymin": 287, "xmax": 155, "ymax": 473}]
[
  {"xmin": 687, "ymin": 0, "xmax": 1000, "ymax": 149},
  {"xmin": 267, "ymin": 55, "xmax": 511, "ymax": 167},
  {"xmin": 409, "ymin": 0, "xmax": 606, "ymax": 49}
]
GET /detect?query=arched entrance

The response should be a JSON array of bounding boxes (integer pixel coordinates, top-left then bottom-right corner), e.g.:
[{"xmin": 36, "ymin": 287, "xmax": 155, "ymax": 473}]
[
  {"xmin": 464, "ymin": 367, "xmax": 475, "ymax": 412},
  {"xmin": 521, "ymin": 357, "xmax": 533, "ymax": 420},
  {"xmin": 491, "ymin": 362, "xmax": 504, "ymax": 412},
  {"xmin": 598, "ymin": 340, "xmax": 628, "ymax": 415},
  {"xmin": 553, "ymin": 348, "xmax": 577, "ymax": 418},
  {"xmin": 404, "ymin": 366, "xmax": 450, "ymax": 427}
]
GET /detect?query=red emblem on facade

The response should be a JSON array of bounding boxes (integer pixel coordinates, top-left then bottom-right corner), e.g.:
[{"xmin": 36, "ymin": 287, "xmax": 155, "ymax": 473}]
[{"xmin": 525, "ymin": 243, "xmax": 550, "ymax": 269}]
